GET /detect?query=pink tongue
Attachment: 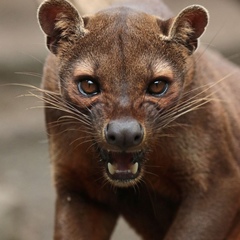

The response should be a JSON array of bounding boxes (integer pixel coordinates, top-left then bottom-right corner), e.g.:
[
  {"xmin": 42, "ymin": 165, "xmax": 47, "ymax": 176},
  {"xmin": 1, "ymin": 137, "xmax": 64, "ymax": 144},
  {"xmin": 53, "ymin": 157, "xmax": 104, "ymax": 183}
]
[{"xmin": 111, "ymin": 152, "xmax": 133, "ymax": 170}]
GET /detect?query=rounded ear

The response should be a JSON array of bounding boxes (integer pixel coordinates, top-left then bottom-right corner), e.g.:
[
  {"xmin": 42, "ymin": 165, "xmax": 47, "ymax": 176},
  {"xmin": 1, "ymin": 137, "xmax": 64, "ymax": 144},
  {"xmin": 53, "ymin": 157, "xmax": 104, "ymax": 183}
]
[
  {"xmin": 38, "ymin": 0, "xmax": 86, "ymax": 54},
  {"xmin": 167, "ymin": 5, "xmax": 209, "ymax": 53}
]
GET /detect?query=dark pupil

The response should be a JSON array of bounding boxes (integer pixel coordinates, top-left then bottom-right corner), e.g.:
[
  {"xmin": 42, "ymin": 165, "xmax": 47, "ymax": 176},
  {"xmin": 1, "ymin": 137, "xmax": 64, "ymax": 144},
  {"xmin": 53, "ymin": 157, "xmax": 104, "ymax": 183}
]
[
  {"xmin": 150, "ymin": 80, "xmax": 166, "ymax": 94},
  {"xmin": 81, "ymin": 80, "xmax": 97, "ymax": 94}
]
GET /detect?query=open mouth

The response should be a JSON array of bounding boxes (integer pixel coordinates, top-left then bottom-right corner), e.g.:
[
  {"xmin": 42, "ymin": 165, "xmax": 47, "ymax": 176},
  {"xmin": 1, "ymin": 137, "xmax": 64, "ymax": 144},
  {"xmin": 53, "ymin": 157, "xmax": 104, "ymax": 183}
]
[{"xmin": 100, "ymin": 150, "xmax": 144, "ymax": 186}]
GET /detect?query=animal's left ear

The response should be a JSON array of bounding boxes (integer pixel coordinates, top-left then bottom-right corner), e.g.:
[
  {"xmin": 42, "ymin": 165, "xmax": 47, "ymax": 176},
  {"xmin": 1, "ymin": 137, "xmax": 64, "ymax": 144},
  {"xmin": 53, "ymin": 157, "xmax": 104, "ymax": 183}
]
[{"xmin": 167, "ymin": 5, "xmax": 208, "ymax": 53}]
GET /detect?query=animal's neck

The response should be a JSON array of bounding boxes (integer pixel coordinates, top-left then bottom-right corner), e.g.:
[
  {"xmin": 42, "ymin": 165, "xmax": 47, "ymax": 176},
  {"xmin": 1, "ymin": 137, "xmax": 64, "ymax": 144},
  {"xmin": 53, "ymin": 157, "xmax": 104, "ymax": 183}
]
[{"xmin": 110, "ymin": 0, "xmax": 173, "ymax": 19}]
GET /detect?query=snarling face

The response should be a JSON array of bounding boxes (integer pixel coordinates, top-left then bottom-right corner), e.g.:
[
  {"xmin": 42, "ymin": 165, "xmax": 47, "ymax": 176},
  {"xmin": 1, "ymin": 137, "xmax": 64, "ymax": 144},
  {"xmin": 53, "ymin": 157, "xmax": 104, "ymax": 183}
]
[{"xmin": 38, "ymin": 0, "xmax": 208, "ymax": 187}]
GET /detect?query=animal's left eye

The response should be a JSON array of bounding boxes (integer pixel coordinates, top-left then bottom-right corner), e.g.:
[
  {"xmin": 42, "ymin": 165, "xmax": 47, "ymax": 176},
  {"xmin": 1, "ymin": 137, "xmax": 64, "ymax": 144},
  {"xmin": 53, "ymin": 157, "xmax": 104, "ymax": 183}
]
[
  {"xmin": 77, "ymin": 77, "xmax": 100, "ymax": 97},
  {"xmin": 147, "ymin": 77, "xmax": 169, "ymax": 96}
]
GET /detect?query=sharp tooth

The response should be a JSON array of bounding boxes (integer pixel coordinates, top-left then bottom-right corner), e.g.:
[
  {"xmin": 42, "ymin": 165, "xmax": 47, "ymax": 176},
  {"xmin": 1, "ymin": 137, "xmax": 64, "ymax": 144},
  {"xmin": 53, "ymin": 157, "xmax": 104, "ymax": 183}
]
[
  {"xmin": 108, "ymin": 162, "xmax": 116, "ymax": 175},
  {"xmin": 131, "ymin": 162, "xmax": 139, "ymax": 175}
]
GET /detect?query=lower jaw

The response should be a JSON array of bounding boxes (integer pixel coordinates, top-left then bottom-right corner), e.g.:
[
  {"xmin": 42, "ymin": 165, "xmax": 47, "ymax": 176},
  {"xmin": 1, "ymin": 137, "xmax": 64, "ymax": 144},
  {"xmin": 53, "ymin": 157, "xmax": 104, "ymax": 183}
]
[{"xmin": 104, "ymin": 171, "xmax": 143, "ymax": 188}]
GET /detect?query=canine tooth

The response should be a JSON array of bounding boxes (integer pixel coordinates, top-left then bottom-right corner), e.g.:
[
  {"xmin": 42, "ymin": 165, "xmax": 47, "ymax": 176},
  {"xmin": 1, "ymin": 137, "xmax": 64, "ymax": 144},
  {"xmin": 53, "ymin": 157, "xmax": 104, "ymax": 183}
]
[
  {"xmin": 131, "ymin": 162, "xmax": 139, "ymax": 175},
  {"xmin": 108, "ymin": 162, "xmax": 116, "ymax": 175}
]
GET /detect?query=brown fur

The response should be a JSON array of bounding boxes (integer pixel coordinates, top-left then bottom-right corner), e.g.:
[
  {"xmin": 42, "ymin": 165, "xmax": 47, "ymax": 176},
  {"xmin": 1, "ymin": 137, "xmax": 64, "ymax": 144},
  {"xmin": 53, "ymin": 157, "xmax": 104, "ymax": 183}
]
[{"xmin": 38, "ymin": 0, "xmax": 240, "ymax": 239}]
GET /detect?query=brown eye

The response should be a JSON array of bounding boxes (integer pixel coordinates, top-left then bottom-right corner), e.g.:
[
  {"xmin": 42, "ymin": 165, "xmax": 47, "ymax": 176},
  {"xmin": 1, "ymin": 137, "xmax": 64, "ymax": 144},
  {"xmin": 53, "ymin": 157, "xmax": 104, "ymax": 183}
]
[
  {"xmin": 147, "ymin": 78, "xmax": 169, "ymax": 96},
  {"xmin": 77, "ymin": 78, "xmax": 100, "ymax": 96}
]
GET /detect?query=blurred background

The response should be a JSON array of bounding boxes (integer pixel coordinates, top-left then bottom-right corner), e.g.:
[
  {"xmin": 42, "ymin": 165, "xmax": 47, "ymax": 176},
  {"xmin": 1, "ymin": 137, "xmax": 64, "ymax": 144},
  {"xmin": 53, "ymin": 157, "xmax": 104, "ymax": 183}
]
[{"xmin": 0, "ymin": 0, "xmax": 240, "ymax": 239}]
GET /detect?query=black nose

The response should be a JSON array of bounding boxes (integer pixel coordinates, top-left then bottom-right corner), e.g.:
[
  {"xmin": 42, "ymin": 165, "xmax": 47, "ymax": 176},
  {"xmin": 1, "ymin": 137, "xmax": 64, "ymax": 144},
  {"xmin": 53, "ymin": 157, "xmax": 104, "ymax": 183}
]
[{"xmin": 105, "ymin": 118, "xmax": 144, "ymax": 150}]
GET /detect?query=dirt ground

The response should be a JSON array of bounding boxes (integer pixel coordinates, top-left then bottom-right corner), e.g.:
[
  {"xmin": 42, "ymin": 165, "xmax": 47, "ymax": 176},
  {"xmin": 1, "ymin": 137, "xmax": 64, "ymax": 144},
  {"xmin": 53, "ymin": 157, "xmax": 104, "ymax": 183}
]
[{"xmin": 0, "ymin": 0, "xmax": 240, "ymax": 239}]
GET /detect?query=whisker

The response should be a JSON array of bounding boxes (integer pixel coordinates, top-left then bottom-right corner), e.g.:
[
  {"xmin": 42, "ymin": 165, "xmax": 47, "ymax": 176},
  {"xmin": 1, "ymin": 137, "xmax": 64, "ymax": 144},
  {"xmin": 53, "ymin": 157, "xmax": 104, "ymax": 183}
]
[
  {"xmin": 144, "ymin": 170, "xmax": 160, "ymax": 178},
  {"xmin": 70, "ymin": 136, "xmax": 93, "ymax": 147},
  {"xmin": 15, "ymin": 71, "xmax": 42, "ymax": 78}
]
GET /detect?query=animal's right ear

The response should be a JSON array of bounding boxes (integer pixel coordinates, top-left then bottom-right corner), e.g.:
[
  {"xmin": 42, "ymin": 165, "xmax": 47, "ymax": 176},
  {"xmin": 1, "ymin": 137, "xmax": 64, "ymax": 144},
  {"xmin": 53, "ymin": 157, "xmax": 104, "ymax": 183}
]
[{"xmin": 38, "ymin": 0, "xmax": 86, "ymax": 54}]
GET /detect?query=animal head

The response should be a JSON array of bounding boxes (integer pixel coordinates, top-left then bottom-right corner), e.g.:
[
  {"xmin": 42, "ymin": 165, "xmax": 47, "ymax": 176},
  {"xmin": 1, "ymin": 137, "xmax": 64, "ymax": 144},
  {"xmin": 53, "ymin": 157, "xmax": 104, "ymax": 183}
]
[{"xmin": 38, "ymin": 0, "xmax": 208, "ymax": 187}]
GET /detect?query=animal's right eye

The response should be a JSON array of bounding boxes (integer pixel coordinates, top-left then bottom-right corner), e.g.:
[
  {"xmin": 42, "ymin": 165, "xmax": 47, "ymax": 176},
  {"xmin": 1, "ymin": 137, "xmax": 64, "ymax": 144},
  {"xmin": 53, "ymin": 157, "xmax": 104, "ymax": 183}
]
[{"xmin": 77, "ymin": 76, "xmax": 100, "ymax": 97}]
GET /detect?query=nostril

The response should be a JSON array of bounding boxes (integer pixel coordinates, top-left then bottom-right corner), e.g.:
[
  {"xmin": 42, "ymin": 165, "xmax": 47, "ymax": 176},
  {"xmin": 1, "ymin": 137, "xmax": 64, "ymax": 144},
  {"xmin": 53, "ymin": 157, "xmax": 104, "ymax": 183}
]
[
  {"xmin": 134, "ymin": 134, "xmax": 141, "ymax": 142},
  {"xmin": 133, "ymin": 124, "xmax": 143, "ymax": 144},
  {"xmin": 109, "ymin": 134, "xmax": 116, "ymax": 142},
  {"xmin": 105, "ymin": 123, "xmax": 118, "ymax": 145}
]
